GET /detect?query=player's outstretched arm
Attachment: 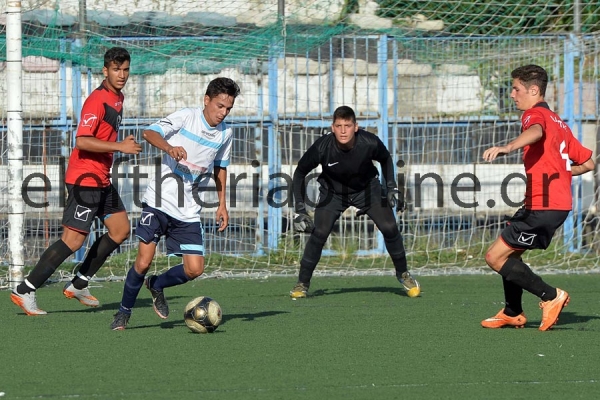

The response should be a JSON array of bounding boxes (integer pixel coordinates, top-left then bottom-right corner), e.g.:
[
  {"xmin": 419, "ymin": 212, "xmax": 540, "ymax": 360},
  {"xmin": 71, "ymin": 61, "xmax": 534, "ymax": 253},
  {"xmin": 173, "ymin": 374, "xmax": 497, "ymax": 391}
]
[
  {"xmin": 483, "ymin": 124, "xmax": 543, "ymax": 162},
  {"xmin": 75, "ymin": 135, "xmax": 141, "ymax": 154},
  {"xmin": 142, "ymin": 129, "xmax": 187, "ymax": 161},
  {"xmin": 119, "ymin": 135, "xmax": 143, "ymax": 154}
]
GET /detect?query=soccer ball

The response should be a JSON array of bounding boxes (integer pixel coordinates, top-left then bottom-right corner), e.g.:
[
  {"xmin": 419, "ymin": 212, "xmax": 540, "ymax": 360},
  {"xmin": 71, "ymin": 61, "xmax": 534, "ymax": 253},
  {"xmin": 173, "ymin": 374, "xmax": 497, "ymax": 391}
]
[{"xmin": 183, "ymin": 296, "xmax": 222, "ymax": 334}]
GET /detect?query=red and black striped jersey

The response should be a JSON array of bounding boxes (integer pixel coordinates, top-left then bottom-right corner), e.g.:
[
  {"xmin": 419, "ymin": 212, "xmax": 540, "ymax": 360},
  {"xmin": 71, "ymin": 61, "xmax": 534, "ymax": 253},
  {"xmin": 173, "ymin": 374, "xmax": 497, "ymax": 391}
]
[
  {"xmin": 65, "ymin": 82, "xmax": 124, "ymax": 187},
  {"xmin": 521, "ymin": 102, "xmax": 592, "ymax": 210}
]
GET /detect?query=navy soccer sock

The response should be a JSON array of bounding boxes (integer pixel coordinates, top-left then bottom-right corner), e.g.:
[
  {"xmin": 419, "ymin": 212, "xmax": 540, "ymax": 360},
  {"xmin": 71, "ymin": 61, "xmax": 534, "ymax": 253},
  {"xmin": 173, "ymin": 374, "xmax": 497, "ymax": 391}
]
[
  {"xmin": 119, "ymin": 266, "xmax": 146, "ymax": 312},
  {"xmin": 153, "ymin": 264, "xmax": 190, "ymax": 291}
]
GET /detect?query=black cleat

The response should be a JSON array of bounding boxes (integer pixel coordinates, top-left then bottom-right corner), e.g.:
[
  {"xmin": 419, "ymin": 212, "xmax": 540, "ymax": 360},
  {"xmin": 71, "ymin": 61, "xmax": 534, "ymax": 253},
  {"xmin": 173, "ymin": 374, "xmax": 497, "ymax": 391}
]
[
  {"xmin": 110, "ymin": 311, "xmax": 131, "ymax": 330},
  {"xmin": 145, "ymin": 275, "xmax": 169, "ymax": 319}
]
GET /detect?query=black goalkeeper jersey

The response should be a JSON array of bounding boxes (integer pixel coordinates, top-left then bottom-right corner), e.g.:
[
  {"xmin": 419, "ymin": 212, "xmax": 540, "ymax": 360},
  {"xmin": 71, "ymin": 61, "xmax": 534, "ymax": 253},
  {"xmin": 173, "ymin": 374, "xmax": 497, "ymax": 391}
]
[{"xmin": 293, "ymin": 129, "xmax": 397, "ymax": 202}]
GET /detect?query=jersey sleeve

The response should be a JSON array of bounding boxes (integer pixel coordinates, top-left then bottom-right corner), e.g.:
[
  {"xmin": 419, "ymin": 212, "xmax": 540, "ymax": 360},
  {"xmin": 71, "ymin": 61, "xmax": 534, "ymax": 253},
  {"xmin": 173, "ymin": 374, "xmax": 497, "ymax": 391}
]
[
  {"xmin": 214, "ymin": 128, "xmax": 233, "ymax": 168},
  {"xmin": 567, "ymin": 134, "xmax": 593, "ymax": 165},
  {"xmin": 147, "ymin": 108, "xmax": 191, "ymax": 138},
  {"xmin": 371, "ymin": 134, "xmax": 396, "ymax": 188},
  {"xmin": 76, "ymin": 92, "xmax": 105, "ymax": 138},
  {"xmin": 521, "ymin": 108, "xmax": 546, "ymax": 131},
  {"xmin": 292, "ymin": 138, "xmax": 323, "ymax": 207},
  {"xmin": 296, "ymin": 138, "xmax": 322, "ymax": 176}
]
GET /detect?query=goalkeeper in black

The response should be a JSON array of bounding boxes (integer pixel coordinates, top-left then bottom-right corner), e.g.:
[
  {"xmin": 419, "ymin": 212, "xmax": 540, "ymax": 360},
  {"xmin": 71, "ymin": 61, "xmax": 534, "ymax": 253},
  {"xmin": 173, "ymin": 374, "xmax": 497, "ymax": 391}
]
[{"xmin": 290, "ymin": 105, "xmax": 420, "ymax": 298}]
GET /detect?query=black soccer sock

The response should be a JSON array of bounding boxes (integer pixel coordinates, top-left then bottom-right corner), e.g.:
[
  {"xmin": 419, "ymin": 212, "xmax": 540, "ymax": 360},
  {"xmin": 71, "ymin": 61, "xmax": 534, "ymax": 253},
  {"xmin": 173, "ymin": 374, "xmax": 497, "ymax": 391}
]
[
  {"xmin": 502, "ymin": 276, "xmax": 523, "ymax": 316},
  {"xmin": 72, "ymin": 233, "xmax": 120, "ymax": 289},
  {"xmin": 298, "ymin": 259, "xmax": 318, "ymax": 286},
  {"xmin": 499, "ymin": 258, "xmax": 557, "ymax": 301},
  {"xmin": 17, "ymin": 240, "xmax": 73, "ymax": 294},
  {"xmin": 384, "ymin": 233, "xmax": 408, "ymax": 277},
  {"xmin": 297, "ymin": 231, "xmax": 328, "ymax": 285}
]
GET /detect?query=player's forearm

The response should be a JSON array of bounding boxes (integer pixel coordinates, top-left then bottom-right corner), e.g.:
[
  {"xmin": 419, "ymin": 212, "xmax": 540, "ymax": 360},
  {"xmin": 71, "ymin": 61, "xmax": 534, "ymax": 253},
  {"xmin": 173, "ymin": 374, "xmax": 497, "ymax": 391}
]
[
  {"xmin": 506, "ymin": 124, "xmax": 543, "ymax": 153},
  {"xmin": 214, "ymin": 167, "xmax": 228, "ymax": 206},
  {"xmin": 571, "ymin": 158, "xmax": 595, "ymax": 176},
  {"xmin": 75, "ymin": 136, "xmax": 123, "ymax": 153},
  {"xmin": 380, "ymin": 156, "xmax": 397, "ymax": 188},
  {"xmin": 142, "ymin": 129, "xmax": 172, "ymax": 152},
  {"xmin": 292, "ymin": 168, "xmax": 309, "ymax": 208}
]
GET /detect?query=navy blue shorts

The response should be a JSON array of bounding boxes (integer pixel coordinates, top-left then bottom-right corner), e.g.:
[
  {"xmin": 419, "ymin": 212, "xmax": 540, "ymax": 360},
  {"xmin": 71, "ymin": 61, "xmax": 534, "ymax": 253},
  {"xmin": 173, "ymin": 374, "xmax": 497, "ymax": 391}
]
[
  {"xmin": 135, "ymin": 205, "xmax": 205, "ymax": 256},
  {"xmin": 500, "ymin": 208, "xmax": 570, "ymax": 250}
]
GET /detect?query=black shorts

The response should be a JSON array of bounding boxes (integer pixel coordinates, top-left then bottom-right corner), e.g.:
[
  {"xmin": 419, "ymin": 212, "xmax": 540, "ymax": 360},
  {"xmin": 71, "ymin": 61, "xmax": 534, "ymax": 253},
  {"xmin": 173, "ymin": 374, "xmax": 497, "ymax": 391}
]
[
  {"xmin": 313, "ymin": 178, "xmax": 398, "ymax": 236},
  {"xmin": 62, "ymin": 184, "xmax": 126, "ymax": 233},
  {"xmin": 316, "ymin": 178, "xmax": 387, "ymax": 211},
  {"xmin": 500, "ymin": 208, "xmax": 570, "ymax": 250}
]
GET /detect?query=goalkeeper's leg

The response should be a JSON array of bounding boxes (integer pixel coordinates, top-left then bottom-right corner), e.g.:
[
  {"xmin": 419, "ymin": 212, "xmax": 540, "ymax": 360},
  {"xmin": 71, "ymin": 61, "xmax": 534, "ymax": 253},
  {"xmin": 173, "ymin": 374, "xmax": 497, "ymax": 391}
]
[
  {"xmin": 291, "ymin": 194, "xmax": 344, "ymax": 298},
  {"xmin": 368, "ymin": 199, "xmax": 420, "ymax": 297}
]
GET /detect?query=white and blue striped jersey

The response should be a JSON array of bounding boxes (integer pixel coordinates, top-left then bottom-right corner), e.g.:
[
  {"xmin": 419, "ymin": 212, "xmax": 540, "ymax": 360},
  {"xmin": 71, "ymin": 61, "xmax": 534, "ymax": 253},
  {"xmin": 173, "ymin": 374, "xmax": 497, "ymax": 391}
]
[{"xmin": 143, "ymin": 107, "xmax": 232, "ymax": 222}]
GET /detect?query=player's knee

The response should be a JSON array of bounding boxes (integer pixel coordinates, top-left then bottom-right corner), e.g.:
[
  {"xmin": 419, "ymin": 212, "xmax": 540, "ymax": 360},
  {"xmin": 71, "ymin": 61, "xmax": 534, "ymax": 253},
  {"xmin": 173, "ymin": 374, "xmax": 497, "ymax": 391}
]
[
  {"xmin": 184, "ymin": 261, "xmax": 205, "ymax": 279},
  {"xmin": 379, "ymin": 222, "xmax": 399, "ymax": 238},
  {"xmin": 110, "ymin": 226, "xmax": 131, "ymax": 244},
  {"xmin": 484, "ymin": 251, "xmax": 501, "ymax": 270},
  {"xmin": 308, "ymin": 230, "xmax": 328, "ymax": 246},
  {"xmin": 133, "ymin": 261, "xmax": 151, "ymax": 275},
  {"xmin": 63, "ymin": 236, "xmax": 86, "ymax": 252},
  {"xmin": 186, "ymin": 267, "xmax": 204, "ymax": 279}
]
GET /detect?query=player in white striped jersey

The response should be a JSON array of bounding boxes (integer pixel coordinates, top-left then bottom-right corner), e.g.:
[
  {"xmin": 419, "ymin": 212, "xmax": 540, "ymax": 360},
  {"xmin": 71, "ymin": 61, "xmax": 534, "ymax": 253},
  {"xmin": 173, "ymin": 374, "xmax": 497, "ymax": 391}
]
[{"xmin": 111, "ymin": 77, "xmax": 240, "ymax": 330}]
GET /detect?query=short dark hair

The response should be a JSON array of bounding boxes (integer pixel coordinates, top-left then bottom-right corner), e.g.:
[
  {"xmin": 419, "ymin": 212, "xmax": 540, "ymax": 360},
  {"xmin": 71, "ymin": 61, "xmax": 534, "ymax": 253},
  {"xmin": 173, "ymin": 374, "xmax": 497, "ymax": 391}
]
[
  {"xmin": 333, "ymin": 106, "xmax": 356, "ymax": 123},
  {"xmin": 205, "ymin": 77, "xmax": 241, "ymax": 99},
  {"xmin": 104, "ymin": 47, "xmax": 130, "ymax": 68},
  {"xmin": 511, "ymin": 65, "xmax": 548, "ymax": 96}
]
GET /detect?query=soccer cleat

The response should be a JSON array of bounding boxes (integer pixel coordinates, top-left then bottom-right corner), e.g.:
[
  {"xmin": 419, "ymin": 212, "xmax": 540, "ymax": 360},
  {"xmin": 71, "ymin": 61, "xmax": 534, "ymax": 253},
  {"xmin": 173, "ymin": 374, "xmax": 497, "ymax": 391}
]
[
  {"xmin": 399, "ymin": 272, "xmax": 421, "ymax": 298},
  {"xmin": 481, "ymin": 310, "xmax": 527, "ymax": 329},
  {"xmin": 110, "ymin": 311, "xmax": 131, "ymax": 331},
  {"xmin": 539, "ymin": 288, "xmax": 570, "ymax": 331},
  {"xmin": 63, "ymin": 282, "xmax": 100, "ymax": 307},
  {"xmin": 10, "ymin": 290, "xmax": 47, "ymax": 316},
  {"xmin": 290, "ymin": 282, "xmax": 309, "ymax": 299},
  {"xmin": 145, "ymin": 275, "xmax": 169, "ymax": 319}
]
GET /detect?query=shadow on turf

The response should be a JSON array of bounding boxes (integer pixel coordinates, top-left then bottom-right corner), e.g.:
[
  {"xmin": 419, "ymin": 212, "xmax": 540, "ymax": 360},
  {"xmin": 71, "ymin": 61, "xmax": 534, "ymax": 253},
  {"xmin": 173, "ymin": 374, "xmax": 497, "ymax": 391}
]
[
  {"xmin": 310, "ymin": 286, "xmax": 410, "ymax": 297},
  {"xmin": 125, "ymin": 310, "xmax": 289, "ymax": 330},
  {"xmin": 483, "ymin": 311, "xmax": 600, "ymax": 330},
  {"xmin": 55, "ymin": 296, "xmax": 188, "ymax": 314},
  {"xmin": 552, "ymin": 310, "xmax": 600, "ymax": 328}
]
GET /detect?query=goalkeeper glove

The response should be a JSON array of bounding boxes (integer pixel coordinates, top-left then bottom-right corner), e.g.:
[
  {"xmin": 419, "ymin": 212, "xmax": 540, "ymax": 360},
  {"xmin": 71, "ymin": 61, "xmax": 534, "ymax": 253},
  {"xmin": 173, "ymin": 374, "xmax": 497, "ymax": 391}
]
[
  {"xmin": 293, "ymin": 202, "xmax": 315, "ymax": 233},
  {"xmin": 386, "ymin": 188, "xmax": 405, "ymax": 213}
]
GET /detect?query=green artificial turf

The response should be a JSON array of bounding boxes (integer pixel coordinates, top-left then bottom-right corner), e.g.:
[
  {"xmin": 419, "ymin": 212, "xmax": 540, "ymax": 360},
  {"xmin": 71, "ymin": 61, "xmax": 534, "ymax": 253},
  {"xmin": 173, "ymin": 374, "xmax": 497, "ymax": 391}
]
[{"xmin": 1, "ymin": 275, "xmax": 599, "ymax": 399}]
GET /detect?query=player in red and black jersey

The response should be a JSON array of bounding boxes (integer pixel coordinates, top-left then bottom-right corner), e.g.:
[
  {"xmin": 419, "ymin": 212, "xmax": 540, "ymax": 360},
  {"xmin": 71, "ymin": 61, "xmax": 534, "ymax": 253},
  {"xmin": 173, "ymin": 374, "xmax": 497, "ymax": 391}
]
[
  {"xmin": 481, "ymin": 65, "xmax": 594, "ymax": 331},
  {"xmin": 289, "ymin": 106, "xmax": 420, "ymax": 299},
  {"xmin": 11, "ymin": 47, "xmax": 142, "ymax": 315}
]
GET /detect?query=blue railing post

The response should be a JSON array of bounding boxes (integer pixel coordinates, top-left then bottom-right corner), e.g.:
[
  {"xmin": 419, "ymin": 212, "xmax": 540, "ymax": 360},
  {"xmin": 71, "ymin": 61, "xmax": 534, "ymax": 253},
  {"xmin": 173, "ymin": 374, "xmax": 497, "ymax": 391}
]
[
  {"xmin": 376, "ymin": 34, "xmax": 389, "ymax": 254},
  {"xmin": 563, "ymin": 34, "xmax": 580, "ymax": 252},
  {"xmin": 254, "ymin": 64, "xmax": 265, "ymax": 256},
  {"xmin": 70, "ymin": 38, "xmax": 90, "ymax": 263},
  {"xmin": 267, "ymin": 39, "xmax": 282, "ymax": 251}
]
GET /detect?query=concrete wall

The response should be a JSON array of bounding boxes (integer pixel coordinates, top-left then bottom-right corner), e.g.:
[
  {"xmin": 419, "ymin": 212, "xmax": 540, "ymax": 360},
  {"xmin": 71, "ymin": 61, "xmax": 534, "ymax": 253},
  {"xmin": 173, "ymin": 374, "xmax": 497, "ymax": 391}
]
[
  {"xmin": 3, "ymin": 58, "xmax": 598, "ymax": 121},
  {"xmin": 3, "ymin": 0, "xmax": 346, "ymax": 26},
  {"xmin": 0, "ymin": 58, "xmax": 508, "ymax": 119}
]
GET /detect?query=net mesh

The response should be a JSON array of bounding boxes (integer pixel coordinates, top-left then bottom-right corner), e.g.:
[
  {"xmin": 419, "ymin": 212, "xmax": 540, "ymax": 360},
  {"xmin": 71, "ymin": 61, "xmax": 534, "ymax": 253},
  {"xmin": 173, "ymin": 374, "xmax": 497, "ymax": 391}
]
[{"xmin": 1, "ymin": 1, "xmax": 600, "ymax": 286}]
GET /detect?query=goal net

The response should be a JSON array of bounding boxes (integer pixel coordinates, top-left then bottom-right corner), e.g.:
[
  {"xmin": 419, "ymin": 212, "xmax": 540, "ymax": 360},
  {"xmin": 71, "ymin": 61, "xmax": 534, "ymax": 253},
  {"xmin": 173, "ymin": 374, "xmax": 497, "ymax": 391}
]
[{"xmin": 1, "ymin": 0, "xmax": 600, "ymax": 286}]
